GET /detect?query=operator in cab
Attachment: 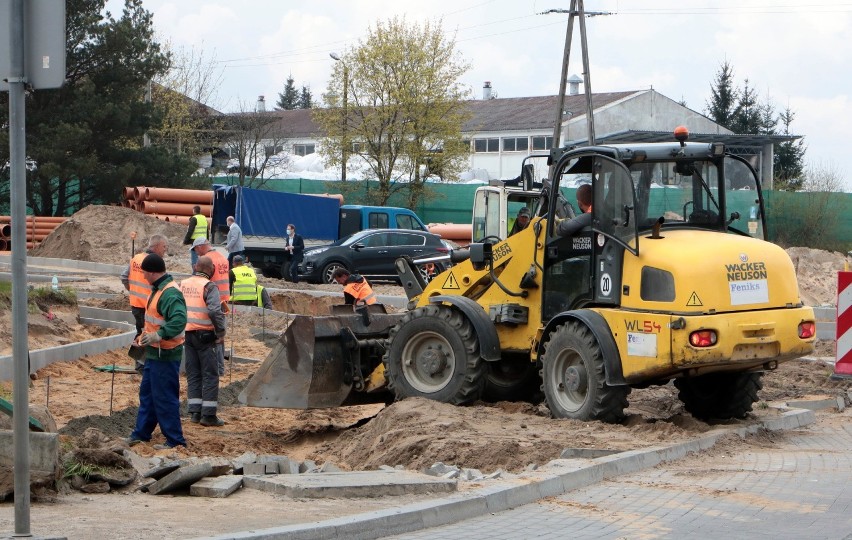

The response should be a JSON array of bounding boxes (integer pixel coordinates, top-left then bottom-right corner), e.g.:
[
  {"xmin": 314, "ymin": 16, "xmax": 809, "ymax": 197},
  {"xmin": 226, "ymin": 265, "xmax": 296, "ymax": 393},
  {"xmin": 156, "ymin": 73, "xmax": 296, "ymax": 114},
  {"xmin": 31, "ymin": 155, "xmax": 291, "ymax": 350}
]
[
  {"xmin": 508, "ymin": 206, "xmax": 532, "ymax": 236},
  {"xmin": 556, "ymin": 184, "xmax": 592, "ymax": 237}
]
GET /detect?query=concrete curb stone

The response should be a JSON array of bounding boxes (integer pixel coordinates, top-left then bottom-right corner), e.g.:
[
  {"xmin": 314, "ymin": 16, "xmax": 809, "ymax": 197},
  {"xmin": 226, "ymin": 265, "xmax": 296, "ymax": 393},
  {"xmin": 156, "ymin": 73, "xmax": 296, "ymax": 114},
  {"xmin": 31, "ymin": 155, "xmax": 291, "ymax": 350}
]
[{"xmin": 194, "ymin": 408, "xmax": 816, "ymax": 540}]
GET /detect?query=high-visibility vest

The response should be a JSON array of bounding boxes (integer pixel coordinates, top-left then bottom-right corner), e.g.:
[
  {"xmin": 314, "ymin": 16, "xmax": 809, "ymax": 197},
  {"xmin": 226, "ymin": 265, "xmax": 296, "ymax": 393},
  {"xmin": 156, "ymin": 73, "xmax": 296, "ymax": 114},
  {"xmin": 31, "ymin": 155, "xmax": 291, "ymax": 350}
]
[
  {"xmin": 180, "ymin": 275, "xmax": 214, "ymax": 332},
  {"xmin": 191, "ymin": 214, "xmax": 208, "ymax": 240},
  {"xmin": 344, "ymin": 279, "xmax": 377, "ymax": 306},
  {"xmin": 207, "ymin": 250, "xmax": 231, "ymax": 302},
  {"xmin": 128, "ymin": 252, "xmax": 152, "ymax": 309},
  {"xmin": 256, "ymin": 285, "xmax": 266, "ymax": 307},
  {"xmin": 144, "ymin": 282, "xmax": 185, "ymax": 349},
  {"xmin": 231, "ymin": 265, "xmax": 258, "ymax": 303}
]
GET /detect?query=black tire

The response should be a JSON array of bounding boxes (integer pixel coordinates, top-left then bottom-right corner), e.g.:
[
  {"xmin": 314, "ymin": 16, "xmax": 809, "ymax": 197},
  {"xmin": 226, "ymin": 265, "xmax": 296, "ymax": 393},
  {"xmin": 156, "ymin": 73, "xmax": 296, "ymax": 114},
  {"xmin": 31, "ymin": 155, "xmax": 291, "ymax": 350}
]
[
  {"xmin": 539, "ymin": 321, "xmax": 630, "ymax": 422},
  {"xmin": 322, "ymin": 262, "xmax": 347, "ymax": 284},
  {"xmin": 483, "ymin": 356, "xmax": 542, "ymax": 402},
  {"xmin": 674, "ymin": 372, "xmax": 763, "ymax": 420},
  {"xmin": 383, "ymin": 305, "xmax": 485, "ymax": 405}
]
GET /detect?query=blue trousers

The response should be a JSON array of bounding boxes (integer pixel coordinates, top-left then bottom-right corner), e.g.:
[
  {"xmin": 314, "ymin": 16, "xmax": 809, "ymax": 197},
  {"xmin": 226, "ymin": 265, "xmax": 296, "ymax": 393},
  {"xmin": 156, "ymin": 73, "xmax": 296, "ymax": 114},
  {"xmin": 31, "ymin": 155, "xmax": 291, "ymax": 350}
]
[
  {"xmin": 131, "ymin": 357, "xmax": 186, "ymax": 447},
  {"xmin": 190, "ymin": 247, "xmax": 199, "ymax": 268}
]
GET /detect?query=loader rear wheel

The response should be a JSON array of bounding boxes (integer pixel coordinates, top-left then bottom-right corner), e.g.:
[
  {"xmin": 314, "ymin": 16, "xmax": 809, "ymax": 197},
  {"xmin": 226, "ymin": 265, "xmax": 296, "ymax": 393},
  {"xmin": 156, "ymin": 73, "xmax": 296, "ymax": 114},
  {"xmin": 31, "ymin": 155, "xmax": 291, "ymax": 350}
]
[
  {"xmin": 674, "ymin": 372, "xmax": 763, "ymax": 420},
  {"xmin": 540, "ymin": 322, "xmax": 629, "ymax": 422},
  {"xmin": 384, "ymin": 305, "xmax": 485, "ymax": 405}
]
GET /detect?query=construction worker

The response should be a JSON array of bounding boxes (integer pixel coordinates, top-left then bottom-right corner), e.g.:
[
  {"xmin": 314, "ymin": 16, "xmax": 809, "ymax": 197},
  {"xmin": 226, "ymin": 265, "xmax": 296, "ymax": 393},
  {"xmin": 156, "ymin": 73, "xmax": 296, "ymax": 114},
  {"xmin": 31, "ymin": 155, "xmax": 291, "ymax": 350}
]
[
  {"xmin": 191, "ymin": 237, "xmax": 230, "ymax": 376},
  {"xmin": 331, "ymin": 268, "xmax": 377, "ymax": 306},
  {"xmin": 556, "ymin": 184, "xmax": 593, "ymax": 237},
  {"xmin": 183, "ymin": 205, "xmax": 209, "ymax": 268},
  {"xmin": 230, "ymin": 255, "xmax": 272, "ymax": 309},
  {"xmin": 509, "ymin": 206, "xmax": 531, "ymax": 236},
  {"xmin": 120, "ymin": 234, "xmax": 168, "ymax": 372},
  {"xmin": 125, "ymin": 253, "xmax": 187, "ymax": 450},
  {"xmin": 180, "ymin": 255, "xmax": 227, "ymax": 427}
]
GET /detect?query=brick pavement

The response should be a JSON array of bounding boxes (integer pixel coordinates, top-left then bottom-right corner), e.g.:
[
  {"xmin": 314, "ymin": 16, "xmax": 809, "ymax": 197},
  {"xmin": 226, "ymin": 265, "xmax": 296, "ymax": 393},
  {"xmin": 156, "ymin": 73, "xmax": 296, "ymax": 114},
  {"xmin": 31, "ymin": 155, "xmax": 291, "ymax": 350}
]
[{"xmin": 388, "ymin": 411, "xmax": 852, "ymax": 540}]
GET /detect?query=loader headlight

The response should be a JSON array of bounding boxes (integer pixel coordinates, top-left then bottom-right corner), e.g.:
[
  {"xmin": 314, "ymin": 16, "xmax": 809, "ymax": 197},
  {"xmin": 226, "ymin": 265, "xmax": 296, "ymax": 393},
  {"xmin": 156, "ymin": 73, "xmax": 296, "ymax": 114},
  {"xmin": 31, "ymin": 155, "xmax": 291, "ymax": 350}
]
[
  {"xmin": 689, "ymin": 329, "xmax": 717, "ymax": 347},
  {"xmin": 798, "ymin": 321, "xmax": 815, "ymax": 339}
]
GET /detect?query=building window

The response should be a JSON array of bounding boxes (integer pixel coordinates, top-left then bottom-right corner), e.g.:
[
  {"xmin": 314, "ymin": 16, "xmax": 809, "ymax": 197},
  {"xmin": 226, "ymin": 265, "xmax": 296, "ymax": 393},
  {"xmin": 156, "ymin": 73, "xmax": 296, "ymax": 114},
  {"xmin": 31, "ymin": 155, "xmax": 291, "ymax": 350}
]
[
  {"xmin": 532, "ymin": 136, "xmax": 554, "ymax": 151},
  {"xmin": 473, "ymin": 138, "xmax": 499, "ymax": 153},
  {"xmin": 294, "ymin": 144, "xmax": 315, "ymax": 156},
  {"xmin": 265, "ymin": 145, "xmax": 283, "ymax": 157},
  {"xmin": 502, "ymin": 137, "xmax": 529, "ymax": 152},
  {"xmin": 351, "ymin": 142, "xmax": 362, "ymax": 153}
]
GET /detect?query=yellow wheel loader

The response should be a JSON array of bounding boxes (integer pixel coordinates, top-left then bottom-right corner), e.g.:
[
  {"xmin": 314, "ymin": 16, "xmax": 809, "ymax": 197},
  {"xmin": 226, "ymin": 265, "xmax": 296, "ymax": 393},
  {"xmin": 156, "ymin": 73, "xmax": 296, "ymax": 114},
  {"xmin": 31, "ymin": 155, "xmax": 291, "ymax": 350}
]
[{"xmin": 240, "ymin": 128, "xmax": 815, "ymax": 422}]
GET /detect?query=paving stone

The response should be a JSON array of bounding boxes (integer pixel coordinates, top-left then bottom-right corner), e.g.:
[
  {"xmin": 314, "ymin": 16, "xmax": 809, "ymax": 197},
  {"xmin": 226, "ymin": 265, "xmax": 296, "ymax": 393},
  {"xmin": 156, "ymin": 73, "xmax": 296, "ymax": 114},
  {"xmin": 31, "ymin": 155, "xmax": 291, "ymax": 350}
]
[
  {"xmin": 122, "ymin": 449, "xmax": 155, "ymax": 476},
  {"xmin": 319, "ymin": 461, "xmax": 342, "ymax": 473},
  {"xmin": 278, "ymin": 457, "xmax": 300, "ymax": 474},
  {"xmin": 560, "ymin": 448, "xmax": 619, "ymax": 459},
  {"xmin": 202, "ymin": 457, "xmax": 234, "ymax": 477},
  {"xmin": 425, "ymin": 462, "xmax": 459, "ymax": 476},
  {"xmin": 243, "ymin": 462, "xmax": 267, "ymax": 475},
  {"xmin": 148, "ymin": 462, "xmax": 213, "ymax": 495},
  {"xmin": 231, "ymin": 451, "xmax": 257, "ymax": 473},
  {"xmin": 299, "ymin": 459, "xmax": 318, "ymax": 473},
  {"xmin": 142, "ymin": 460, "xmax": 181, "ymax": 479},
  {"xmin": 243, "ymin": 470, "xmax": 457, "ymax": 498},
  {"xmin": 190, "ymin": 475, "xmax": 243, "ymax": 498}
]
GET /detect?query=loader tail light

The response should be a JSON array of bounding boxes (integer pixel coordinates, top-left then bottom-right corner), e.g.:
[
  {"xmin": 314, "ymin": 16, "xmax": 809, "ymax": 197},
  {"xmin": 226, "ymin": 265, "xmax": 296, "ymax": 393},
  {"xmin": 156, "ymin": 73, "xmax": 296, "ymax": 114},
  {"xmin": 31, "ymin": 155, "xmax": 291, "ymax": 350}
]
[
  {"xmin": 798, "ymin": 321, "xmax": 815, "ymax": 339},
  {"xmin": 689, "ymin": 329, "xmax": 717, "ymax": 347}
]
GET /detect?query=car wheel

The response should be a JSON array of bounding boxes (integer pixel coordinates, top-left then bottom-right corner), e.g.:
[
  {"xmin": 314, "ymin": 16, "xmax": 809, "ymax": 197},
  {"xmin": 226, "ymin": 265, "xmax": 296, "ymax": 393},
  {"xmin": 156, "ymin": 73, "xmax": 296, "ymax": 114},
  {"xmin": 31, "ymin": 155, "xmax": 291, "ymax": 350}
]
[{"xmin": 322, "ymin": 262, "xmax": 347, "ymax": 284}]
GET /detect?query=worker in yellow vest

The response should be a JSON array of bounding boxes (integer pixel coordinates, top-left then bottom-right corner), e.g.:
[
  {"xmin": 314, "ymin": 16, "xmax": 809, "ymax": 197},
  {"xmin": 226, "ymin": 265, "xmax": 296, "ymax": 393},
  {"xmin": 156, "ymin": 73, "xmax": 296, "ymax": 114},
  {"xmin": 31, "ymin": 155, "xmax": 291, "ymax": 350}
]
[
  {"xmin": 229, "ymin": 255, "xmax": 272, "ymax": 309},
  {"xmin": 183, "ymin": 205, "xmax": 209, "ymax": 268}
]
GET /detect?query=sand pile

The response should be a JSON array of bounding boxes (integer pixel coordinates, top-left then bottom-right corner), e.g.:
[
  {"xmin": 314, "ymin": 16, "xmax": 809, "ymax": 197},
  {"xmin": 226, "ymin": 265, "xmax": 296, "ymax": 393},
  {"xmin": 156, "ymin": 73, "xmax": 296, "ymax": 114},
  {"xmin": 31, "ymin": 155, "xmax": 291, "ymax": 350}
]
[
  {"xmin": 786, "ymin": 247, "xmax": 847, "ymax": 306},
  {"xmin": 30, "ymin": 205, "xmax": 188, "ymax": 267}
]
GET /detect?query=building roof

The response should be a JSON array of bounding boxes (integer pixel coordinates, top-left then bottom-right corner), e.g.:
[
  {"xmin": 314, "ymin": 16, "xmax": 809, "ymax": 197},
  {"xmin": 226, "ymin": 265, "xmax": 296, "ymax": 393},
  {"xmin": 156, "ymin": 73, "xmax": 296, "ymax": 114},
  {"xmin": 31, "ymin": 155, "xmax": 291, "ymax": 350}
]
[{"xmin": 461, "ymin": 91, "xmax": 638, "ymax": 132}]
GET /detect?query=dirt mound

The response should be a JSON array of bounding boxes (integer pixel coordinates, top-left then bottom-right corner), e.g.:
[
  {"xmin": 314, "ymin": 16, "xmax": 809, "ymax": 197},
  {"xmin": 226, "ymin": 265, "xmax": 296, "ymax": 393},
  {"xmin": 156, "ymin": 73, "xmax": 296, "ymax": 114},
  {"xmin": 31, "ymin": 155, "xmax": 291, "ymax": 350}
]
[
  {"xmin": 30, "ymin": 205, "xmax": 188, "ymax": 267},
  {"xmin": 786, "ymin": 247, "xmax": 847, "ymax": 306}
]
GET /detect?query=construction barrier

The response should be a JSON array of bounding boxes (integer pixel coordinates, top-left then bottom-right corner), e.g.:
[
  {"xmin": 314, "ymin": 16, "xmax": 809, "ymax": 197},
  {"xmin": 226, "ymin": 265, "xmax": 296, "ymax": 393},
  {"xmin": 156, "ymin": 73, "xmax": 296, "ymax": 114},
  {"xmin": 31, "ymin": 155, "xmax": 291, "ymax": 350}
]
[{"xmin": 835, "ymin": 271, "xmax": 852, "ymax": 377}]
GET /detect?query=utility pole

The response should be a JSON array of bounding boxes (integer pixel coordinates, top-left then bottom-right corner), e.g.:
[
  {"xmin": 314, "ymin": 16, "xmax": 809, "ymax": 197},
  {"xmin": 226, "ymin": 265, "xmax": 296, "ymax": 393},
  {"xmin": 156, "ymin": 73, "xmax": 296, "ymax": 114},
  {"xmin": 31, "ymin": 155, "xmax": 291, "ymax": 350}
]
[
  {"xmin": 543, "ymin": 1, "xmax": 612, "ymax": 149},
  {"xmin": 329, "ymin": 53, "xmax": 348, "ymax": 182}
]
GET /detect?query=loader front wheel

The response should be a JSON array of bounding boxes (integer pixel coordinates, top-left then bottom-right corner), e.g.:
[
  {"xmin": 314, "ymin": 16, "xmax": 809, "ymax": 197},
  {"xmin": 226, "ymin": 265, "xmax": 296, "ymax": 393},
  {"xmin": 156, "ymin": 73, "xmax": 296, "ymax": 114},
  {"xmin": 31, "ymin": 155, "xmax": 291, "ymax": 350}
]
[
  {"xmin": 540, "ymin": 322, "xmax": 629, "ymax": 422},
  {"xmin": 674, "ymin": 372, "xmax": 763, "ymax": 420},
  {"xmin": 384, "ymin": 305, "xmax": 485, "ymax": 405}
]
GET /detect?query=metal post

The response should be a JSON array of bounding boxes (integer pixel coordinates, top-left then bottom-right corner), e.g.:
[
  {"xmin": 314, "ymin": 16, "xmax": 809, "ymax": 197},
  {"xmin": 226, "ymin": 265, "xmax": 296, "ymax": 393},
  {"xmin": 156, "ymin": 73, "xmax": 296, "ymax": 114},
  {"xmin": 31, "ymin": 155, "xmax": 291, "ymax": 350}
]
[
  {"xmin": 8, "ymin": 0, "xmax": 32, "ymax": 533},
  {"xmin": 551, "ymin": 0, "xmax": 577, "ymax": 151},
  {"xmin": 341, "ymin": 65, "xmax": 348, "ymax": 182},
  {"xmin": 577, "ymin": 0, "xmax": 595, "ymax": 146}
]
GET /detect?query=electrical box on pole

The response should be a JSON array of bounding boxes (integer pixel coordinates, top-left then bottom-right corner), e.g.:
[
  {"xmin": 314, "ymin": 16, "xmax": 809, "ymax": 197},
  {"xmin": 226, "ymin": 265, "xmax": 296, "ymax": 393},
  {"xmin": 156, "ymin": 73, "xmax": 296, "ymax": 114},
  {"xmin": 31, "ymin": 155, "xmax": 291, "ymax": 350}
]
[{"xmin": 0, "ymin": 0, "xmax": 66, "ymax": 91}]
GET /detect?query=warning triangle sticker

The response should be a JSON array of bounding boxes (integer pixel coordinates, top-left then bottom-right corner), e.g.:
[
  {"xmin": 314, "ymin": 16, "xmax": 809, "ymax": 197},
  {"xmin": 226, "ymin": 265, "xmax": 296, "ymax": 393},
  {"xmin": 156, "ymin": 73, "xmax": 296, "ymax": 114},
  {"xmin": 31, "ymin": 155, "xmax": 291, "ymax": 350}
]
[
  {"xmin": 687, "ymin": 292, "xmax": 703, "ymax": 307},
  {"xmin": 442, "ymin": 272, "xmax": 460, "ymax": 290}
]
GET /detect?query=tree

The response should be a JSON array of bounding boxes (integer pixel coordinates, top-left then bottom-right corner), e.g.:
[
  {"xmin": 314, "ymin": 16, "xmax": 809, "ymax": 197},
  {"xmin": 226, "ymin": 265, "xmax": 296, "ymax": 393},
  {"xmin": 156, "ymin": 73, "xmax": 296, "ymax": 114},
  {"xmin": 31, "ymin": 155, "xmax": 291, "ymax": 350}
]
[
  {"xmin": 0, "ymin": 0, "xmax": 196, "ymax": 216},
  {"xmin": 705, "ymin": 61, "xmax": 738, "ymax": 130},
  {"xmin": 276, "ymin": 75, "xmax": 299, "ymax": 110},
  {"xmin": 221, "ymin": 101, "xmax": 287, "ymax": 187},
  {"xmin": 298, "ymin": 85, "xmax": 313, "ymax": 109},
  {"xmin": 313, "ymin": 16, "xmax": 472, "ymax": 207},
  {"xmin": 774, "ymin": 106, "xmax": 807, "ymax": 191},
  {"xmin": 730, "ymin": 79, "xmax": 765, "ymax": 134}
]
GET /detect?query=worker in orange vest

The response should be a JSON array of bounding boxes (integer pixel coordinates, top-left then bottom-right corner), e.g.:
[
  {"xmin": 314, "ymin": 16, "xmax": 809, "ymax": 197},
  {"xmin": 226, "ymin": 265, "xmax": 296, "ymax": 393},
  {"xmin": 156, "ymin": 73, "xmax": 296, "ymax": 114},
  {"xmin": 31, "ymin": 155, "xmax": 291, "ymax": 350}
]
[
  {"xmin": 121, "ymin": 234, "xmax": 168, "ymax": 372},
  {"xmin": 191, "ymin": 237, "xmax": 231, "ymax": 376},
  {"xmin": 331, "ymin": 268, "xmax": 377, "ymax": 306}
]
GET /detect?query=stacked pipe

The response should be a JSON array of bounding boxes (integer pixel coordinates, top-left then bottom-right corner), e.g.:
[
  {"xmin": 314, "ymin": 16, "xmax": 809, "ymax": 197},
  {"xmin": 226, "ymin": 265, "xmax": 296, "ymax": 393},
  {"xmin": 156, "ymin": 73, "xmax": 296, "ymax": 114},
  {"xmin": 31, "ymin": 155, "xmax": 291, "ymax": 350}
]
[
  {"xmin": 122, "ymin": 186, "xmax": 213, "ymax": 224},
  {"xmin": 429, "ymin": 223, "xmax": 472, "ymax": 247},
  {"xmin": 0, "ymin": 215, "xmax": 67, "ymax": 251}
]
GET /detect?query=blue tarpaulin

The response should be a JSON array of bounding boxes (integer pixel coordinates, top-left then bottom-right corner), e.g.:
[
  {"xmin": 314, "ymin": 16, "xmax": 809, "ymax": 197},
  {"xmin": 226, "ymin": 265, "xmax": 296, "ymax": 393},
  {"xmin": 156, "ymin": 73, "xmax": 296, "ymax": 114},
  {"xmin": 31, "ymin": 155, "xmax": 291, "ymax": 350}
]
[{"xmin": 212, "ymin": 186, "xmax": 340, "ymax": 240}]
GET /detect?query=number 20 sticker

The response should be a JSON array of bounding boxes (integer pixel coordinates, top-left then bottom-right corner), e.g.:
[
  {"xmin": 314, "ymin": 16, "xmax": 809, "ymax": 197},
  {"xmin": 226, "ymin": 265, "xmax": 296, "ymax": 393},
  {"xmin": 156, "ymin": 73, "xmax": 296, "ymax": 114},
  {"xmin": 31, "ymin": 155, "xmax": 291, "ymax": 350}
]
[{"xmin": 600, "ymin": 272, "xmax": 612, "ymax": 296}]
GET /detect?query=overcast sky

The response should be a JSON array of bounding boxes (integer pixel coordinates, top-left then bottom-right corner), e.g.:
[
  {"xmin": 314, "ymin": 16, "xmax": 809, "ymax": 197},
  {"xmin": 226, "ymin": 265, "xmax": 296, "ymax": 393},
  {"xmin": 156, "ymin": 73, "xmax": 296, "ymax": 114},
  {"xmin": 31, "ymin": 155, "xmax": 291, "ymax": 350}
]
[{"xmin": 104, "ymin": 0, "xmax": 852, "ymax": 190}]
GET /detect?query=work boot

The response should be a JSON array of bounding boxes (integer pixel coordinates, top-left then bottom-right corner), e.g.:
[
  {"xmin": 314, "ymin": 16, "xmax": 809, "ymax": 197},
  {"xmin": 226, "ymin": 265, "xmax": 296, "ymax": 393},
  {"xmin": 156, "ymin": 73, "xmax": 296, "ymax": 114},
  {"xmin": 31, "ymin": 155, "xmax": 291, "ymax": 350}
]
[
  {"xmin": 189, "ymin": 412, "xmax": 201, "ymax": 424},
  {"xmin": 200, "ymin": 415, "xmax": 225, "ymax": 427}
]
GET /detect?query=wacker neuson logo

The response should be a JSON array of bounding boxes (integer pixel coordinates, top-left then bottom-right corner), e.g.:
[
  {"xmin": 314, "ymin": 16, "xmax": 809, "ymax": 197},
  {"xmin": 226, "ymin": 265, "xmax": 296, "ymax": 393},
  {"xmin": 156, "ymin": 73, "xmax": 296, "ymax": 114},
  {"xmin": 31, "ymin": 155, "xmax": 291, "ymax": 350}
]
[{"xmin": 725, "ymin": 259, "xmax": 769, "ymax": 305}]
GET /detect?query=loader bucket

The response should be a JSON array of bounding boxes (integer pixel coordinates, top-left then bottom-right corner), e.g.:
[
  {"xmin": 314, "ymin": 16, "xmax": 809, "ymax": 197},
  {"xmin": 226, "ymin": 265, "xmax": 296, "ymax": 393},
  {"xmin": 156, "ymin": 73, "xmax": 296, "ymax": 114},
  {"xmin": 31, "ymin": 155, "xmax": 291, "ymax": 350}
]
[{"xmin": 239, "ymin": 306, "xmax": 405, "ymax": 409}]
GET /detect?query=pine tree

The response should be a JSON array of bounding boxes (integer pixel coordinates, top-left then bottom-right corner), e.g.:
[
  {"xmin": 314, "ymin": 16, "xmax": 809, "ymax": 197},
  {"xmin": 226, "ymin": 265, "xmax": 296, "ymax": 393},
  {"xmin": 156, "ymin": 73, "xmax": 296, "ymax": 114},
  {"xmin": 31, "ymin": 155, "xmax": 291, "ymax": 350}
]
[
  {"xmin": 276, "ymin": 75, "xmax": 299, "ymax": 110},
  {"xmin": 774, "ymin": 107, "xmax": 807, "ymax": 191},
  {"xmin": 730, "ymin": 79, "xmax": 763, "ymax": 134},
  {"xmin": 705, "ymin": 61, "xmax": 738, "ymax": 130},
  {"xmin": 298, "ymin": 85, "xmax": 313, "ymax": 109}
]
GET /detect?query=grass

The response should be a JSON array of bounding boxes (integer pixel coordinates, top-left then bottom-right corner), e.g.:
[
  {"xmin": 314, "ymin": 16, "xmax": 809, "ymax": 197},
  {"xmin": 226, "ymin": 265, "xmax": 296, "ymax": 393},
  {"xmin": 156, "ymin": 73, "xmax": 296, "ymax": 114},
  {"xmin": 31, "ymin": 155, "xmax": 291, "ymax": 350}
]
[
  {"xmin": 0, "ymin": 283, "xmax": 77, "ymax": 312},
  {"xmin": 62, "ymin": 460, "xmax": 108, "ymax": 481}
]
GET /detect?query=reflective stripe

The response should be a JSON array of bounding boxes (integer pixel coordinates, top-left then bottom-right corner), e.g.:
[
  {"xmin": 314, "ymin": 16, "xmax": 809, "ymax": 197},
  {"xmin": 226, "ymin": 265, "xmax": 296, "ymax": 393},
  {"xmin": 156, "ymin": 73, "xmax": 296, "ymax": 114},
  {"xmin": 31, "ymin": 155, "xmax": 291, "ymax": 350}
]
[
  {"xmin": 129, "ymin": 290, "xmax": 149, "ymax": 300},
  {"xmin": 231, "ymin": 266, "xmax": 258, "ymax": 302},
  {"xmin": 187, "ymin": 398, "xmax": 202, "ymax": 405},
  {"xmin": 186, "ymin": 316, "xmax": 212, "ymax": 325},
  {"xmin": 128, "ymin": 253, "xmax": 152, "ymax": 309},
  {"xmin": 145, "ymin": 314, "xmax": 166, "ymax": 325},
  {"xmin": 202, "ymin": 401, "xmax": 218, "ymax": 407}
]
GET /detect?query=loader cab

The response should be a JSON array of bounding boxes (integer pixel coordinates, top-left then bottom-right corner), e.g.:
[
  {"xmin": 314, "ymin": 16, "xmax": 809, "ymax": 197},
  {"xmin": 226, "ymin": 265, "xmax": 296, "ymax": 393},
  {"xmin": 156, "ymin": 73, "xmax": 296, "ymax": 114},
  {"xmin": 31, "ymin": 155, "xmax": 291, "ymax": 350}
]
[{"xmin": 542, "ymin": 132, "xmax": 766, "ymax": 320}]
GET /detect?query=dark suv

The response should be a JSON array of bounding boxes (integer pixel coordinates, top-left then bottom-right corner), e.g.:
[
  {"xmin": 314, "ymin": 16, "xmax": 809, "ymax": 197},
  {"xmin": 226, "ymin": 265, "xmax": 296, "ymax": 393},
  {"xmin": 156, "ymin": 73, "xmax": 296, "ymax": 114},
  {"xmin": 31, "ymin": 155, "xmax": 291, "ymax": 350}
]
[{"xmin": 298, "ymin": 229, "xmax": 450, "ymax": 284}]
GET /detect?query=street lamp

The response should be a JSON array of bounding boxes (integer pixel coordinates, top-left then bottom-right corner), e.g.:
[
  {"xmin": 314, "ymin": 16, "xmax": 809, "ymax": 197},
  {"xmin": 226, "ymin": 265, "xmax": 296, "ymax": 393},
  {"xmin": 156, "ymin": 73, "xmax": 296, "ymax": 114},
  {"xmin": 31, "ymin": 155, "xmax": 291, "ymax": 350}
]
[{"xmin": 330, "ymin": 52, "xmax": 348, "ymax": 182}]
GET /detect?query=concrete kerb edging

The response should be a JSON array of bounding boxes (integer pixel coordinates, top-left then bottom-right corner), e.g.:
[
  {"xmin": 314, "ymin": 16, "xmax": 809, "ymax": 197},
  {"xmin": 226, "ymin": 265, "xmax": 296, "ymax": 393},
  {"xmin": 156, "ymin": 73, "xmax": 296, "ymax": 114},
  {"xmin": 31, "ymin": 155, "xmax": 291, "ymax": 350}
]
[
  {"xmin": 0, "ymin": 306, "xmax": 136, "ymax": 381},
  {"xmin": 197, "ymin": 408, "xmax": 816, "ymax": 540}
]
